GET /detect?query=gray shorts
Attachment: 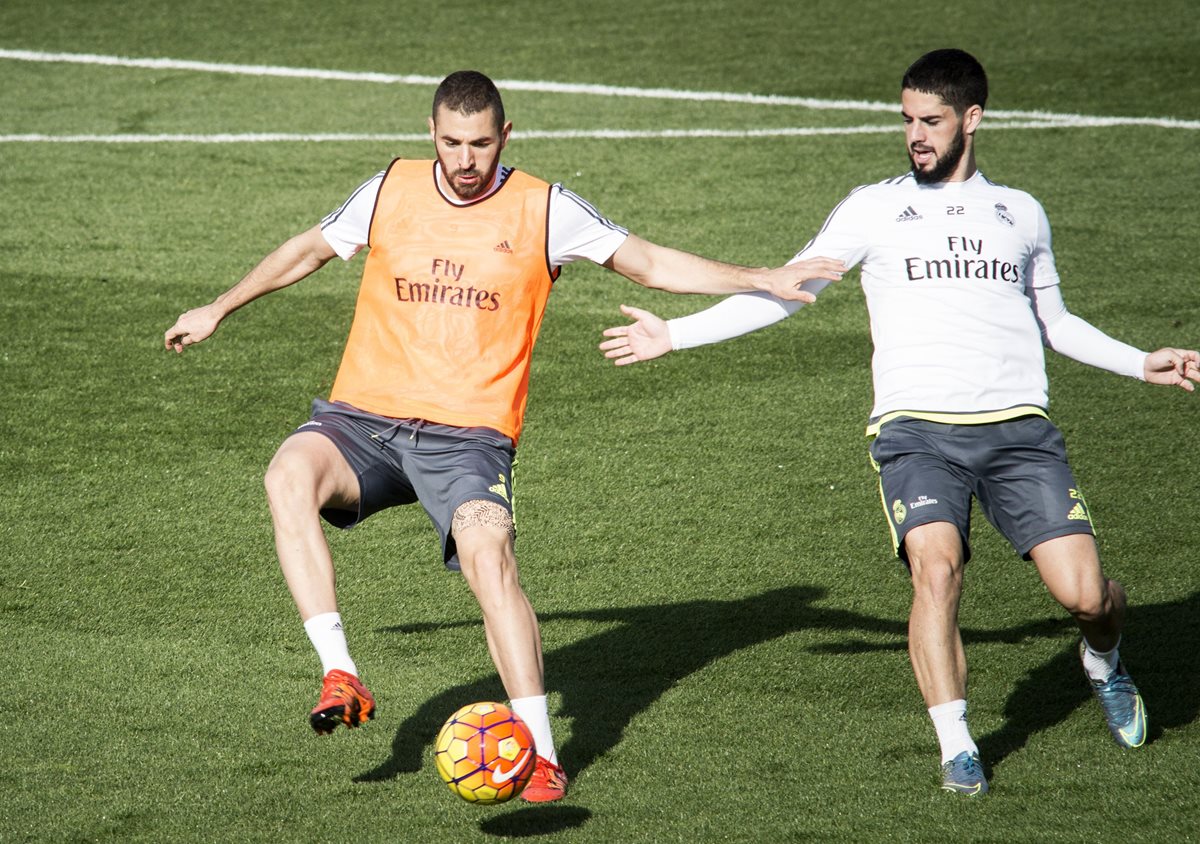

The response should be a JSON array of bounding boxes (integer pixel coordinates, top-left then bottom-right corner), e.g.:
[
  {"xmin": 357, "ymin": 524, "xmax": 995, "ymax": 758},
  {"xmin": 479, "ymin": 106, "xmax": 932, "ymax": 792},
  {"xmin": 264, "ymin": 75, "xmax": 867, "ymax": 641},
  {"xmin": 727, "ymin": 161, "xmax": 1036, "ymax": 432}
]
[
  {"xmin": 288, "ymin": 399, "xmax": 516, "ymax": 571},
  {"xmin": 868, "ymin": 415, "xmax": 1094, "ymax": 564}
]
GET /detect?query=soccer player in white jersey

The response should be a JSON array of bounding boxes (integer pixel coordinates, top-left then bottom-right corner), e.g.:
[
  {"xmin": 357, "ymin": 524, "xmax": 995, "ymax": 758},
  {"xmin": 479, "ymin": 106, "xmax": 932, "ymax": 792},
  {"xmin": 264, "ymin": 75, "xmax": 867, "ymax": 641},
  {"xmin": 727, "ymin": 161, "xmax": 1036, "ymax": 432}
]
[
  {"xmin": 165, "ymin": 71, "xmax": 843, "ymax": 803},
  {"xmin": 599, "ymin": 49, "xmax": 1199, "ymax": 796}
]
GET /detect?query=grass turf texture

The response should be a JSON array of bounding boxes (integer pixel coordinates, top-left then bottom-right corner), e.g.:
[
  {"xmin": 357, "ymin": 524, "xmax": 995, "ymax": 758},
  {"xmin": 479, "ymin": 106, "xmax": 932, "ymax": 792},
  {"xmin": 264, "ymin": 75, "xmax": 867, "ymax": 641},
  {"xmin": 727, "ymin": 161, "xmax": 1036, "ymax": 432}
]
[{"xmin": 1, "ymin": 1, "xmax": 1198, "ymax": 841}]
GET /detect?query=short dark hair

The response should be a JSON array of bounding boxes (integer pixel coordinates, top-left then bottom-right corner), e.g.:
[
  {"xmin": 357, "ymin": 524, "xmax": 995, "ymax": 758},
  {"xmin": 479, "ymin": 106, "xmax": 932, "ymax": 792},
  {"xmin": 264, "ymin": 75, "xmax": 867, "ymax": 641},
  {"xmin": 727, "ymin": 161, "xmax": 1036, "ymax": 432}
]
[
  {"xmin": 901, "ymin": 49, "xmax": 988, "ymax": 114},
  {"xmin": 432, "ymin": 70, "xmax": 505, "ymax": 129}
]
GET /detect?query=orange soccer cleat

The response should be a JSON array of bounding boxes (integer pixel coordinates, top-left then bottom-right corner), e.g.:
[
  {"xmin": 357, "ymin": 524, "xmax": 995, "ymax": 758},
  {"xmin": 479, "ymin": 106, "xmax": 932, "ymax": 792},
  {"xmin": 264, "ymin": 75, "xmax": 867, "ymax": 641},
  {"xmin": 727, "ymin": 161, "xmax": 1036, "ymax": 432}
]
[
  {"xmin": 519, "ymin": 756, "xmax": 568, "ymax": 803},
  {"xmin": 309, "ymin": 669, "xmax": 376, "ymax": 735}
]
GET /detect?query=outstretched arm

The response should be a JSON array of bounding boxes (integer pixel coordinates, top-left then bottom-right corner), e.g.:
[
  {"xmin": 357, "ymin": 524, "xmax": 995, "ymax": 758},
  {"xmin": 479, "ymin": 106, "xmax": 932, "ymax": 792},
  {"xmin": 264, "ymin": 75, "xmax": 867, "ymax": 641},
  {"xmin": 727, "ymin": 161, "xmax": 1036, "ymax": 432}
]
[
  {"xmin": 164, "ymin": 225, "xmax": 336, "ymax": 353},
  {"xmin": 603, "ymin": 234, "xmax": 844, "ymax": 302},
  {"xmin": 1031, "ymin": 284, "xmax": 1199, "ymax": 391},
  {"xmin": 599, "ymin": 305, "xmax": 673, "ymax": 366},
  {"xmin": 600, "ymin": 287, "xmax": 820, "ymax": 366}
]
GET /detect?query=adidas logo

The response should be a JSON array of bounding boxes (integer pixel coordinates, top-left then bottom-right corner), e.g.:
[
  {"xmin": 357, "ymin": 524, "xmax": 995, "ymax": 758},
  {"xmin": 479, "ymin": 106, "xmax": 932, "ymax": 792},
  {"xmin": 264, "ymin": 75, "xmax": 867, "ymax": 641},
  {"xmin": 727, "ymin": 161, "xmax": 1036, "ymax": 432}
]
[
  {"xmin": 1067, "ymin": 502, "xmax": 1090, "ymax": 521},
  {"xmin": 489, "ymin": 473, "xmax": 510, "ymax": 503},
  {"xmin": 494, "ymin": 240, "xmax": 513, "ymax": 253},
  {"xmin": 896, "ymin": 205, "xmax": 922, "ymax": 223}
]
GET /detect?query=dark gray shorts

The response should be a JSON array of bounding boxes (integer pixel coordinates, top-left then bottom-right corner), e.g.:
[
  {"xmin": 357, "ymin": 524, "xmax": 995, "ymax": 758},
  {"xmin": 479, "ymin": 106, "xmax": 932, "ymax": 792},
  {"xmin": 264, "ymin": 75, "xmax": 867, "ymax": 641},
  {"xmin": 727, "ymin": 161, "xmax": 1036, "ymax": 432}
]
[
  {"xmin": 868, "ymin": 415, "xmax": 1094, "ymax": 563},
  {"xmin": 287, "ymin": 399, "xmax": 516, "ymax": 571}
]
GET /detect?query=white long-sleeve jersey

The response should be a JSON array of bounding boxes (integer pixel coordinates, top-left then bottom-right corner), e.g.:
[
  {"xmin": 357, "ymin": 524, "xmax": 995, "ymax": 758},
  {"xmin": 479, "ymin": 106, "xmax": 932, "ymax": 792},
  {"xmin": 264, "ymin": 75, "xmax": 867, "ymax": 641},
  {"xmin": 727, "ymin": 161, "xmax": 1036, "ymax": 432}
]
[{"xmin": 668, "ymin": 170, "xmax": 1146, "ymax": 432}]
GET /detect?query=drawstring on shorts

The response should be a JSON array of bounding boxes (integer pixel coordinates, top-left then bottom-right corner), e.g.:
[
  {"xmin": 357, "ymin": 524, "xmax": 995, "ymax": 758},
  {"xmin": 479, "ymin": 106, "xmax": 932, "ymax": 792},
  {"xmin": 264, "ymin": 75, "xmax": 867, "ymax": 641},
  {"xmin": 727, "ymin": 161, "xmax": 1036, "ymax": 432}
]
[{"xmin": 369, "ymin": 418, "xmax": 423, "ymax": 449}]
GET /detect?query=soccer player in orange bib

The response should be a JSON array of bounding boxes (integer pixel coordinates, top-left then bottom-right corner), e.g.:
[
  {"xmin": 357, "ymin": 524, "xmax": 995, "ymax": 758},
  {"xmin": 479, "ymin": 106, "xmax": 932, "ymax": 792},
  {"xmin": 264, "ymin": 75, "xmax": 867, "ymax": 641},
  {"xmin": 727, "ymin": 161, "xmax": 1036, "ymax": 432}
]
[{"xmin": 164, "ymin": 70, "xmax": 844, "ymax": 802}]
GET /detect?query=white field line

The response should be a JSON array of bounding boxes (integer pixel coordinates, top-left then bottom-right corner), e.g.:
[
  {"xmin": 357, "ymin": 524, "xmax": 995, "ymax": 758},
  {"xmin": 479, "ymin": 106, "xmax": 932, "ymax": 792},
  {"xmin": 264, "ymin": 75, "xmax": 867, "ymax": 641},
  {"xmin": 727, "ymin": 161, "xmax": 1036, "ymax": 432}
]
[
  {"xmin": 0, "ymin": 48, "xmax": 894, "ymax": 113},
  {"xmin": 2, "ymin": 48, "xmax": 1197, "ymax": 144},
  {"xmin": 0, "ymin": 121, "xmax": 1116, "ymax": 144}
]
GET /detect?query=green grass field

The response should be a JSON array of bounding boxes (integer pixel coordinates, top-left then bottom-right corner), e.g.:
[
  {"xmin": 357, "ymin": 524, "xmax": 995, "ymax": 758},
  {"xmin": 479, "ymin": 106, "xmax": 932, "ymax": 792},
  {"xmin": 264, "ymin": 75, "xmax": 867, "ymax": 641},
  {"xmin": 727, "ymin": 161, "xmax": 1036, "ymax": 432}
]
[{"xmin": 2, "ymin": 1, "xmax": 1198, "ymax": 841}]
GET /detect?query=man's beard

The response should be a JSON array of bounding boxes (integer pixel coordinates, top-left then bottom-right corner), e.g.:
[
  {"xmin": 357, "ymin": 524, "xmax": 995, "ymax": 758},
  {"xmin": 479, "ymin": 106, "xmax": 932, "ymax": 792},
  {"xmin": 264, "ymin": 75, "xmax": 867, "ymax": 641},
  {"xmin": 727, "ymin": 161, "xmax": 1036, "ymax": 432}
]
[
  {"xmin": 448, "ymin": 167, "xmax": 490, "ymax": 199},
  {"xmin": 909, "ymin": 127, "xmax": 966, "ymax": 184}
]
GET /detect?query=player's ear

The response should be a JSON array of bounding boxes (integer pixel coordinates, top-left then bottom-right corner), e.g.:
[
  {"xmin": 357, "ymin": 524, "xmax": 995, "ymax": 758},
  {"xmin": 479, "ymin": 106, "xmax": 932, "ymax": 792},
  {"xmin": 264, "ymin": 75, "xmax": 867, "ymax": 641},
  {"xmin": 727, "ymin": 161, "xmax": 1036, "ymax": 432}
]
[
  {"xmin": 428, "ymin": 115, "xmax": 436, "ymax": 140},
  {"xmin": 963, "ymin": 104, "xmax": 984, "ymax": 136},
  {"xmin": 500, "ymin": 120, "xmax": 512, "ymax": 150}
]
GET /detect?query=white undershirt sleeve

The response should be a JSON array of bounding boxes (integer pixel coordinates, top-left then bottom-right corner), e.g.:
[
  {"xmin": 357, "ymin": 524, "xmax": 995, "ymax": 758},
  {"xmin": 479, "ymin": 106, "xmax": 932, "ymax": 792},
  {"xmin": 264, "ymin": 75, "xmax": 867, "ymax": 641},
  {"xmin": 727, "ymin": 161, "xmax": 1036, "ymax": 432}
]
[
  {"xmin": 667, "ymin": 282, "xmax": 831, "ymax": 350},
  {"xmin": 1028, "ymin": 284, "xmax": 1147, "ymax": 380},
  {"xmin": 667, "ymin": 185, "xmax": 866, "ymax": 351}
]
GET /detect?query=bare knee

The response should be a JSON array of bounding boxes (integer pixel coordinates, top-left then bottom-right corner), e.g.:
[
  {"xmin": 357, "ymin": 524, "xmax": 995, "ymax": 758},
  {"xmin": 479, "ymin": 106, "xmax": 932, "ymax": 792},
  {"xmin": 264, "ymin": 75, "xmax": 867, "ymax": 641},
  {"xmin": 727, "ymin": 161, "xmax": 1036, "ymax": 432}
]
[
  {"xmin": 1030, "ymin": 533, "xmax": 1121, "ymax": 621},
  {"xmin": 1062, "ymin": 577, "xmax": 1120, "ymax": 623},
  {"xmin": 263, "ymin": 434, "xmax": 355, "ymax": 518},
  {"xmin": 461, "ymin": 553, "xmax": 522, "ymax": 617},
  {"xmin": 264, "ymin": 449, "xmax": 316, "ymax": 512},
  {"xmin": 909, "ymin": 553, "xmax": 963, "ymax": 606},
  {"xmin": 905, "ymin": 526, "xmax": 966, "ymax": 605}
]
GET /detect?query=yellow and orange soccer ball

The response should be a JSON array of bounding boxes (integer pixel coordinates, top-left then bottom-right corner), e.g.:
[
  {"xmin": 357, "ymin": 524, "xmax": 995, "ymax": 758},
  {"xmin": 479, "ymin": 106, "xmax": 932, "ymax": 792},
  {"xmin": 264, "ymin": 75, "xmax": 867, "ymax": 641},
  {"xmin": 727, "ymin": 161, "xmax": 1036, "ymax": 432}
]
[{"xmin": 434, "ymin": 702, "xmax": 536, "ymax": 804}]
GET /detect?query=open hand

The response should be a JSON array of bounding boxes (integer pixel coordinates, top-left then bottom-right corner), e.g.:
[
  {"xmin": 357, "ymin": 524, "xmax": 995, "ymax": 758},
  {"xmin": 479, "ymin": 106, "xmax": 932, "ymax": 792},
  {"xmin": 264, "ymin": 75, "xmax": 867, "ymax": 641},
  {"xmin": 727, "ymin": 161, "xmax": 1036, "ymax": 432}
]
[{"xmin": 599, "ymin": 305, "xmax": 672, "ymax": 366}]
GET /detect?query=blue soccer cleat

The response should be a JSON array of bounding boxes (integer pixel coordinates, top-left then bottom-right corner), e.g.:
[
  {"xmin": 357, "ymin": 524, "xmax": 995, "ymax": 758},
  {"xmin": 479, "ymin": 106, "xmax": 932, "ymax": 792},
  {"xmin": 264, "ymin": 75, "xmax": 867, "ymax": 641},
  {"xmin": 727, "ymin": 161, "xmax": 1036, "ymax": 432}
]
[
  {"xmin": 940, "ymin": 751, "xmax": 988, "ymax": 796},
  {"xmin": 1080, "ymin": 642, "xmax": 1147, "ymax": 749}
]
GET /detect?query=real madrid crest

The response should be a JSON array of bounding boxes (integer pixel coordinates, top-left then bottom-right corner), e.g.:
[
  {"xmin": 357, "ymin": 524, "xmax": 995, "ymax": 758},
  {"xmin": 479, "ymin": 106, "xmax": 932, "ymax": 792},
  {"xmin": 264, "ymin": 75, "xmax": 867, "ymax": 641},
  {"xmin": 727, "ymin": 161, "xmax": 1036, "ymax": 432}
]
[
  {"xmin": 994, "ymin": 202, "xmax": 1014, "ymax": 227},
  {"xmin": 892, "ymin": 499, "xmax": 907, "ymax": 525}
]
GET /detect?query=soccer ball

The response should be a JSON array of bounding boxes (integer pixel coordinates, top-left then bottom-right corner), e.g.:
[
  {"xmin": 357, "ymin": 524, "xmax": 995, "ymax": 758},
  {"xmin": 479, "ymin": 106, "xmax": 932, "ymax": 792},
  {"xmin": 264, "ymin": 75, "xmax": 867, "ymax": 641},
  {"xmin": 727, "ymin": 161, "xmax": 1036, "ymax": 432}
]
[{"xmin": 434, "ymin": 702, "xmax": 537, "ymax": 804}]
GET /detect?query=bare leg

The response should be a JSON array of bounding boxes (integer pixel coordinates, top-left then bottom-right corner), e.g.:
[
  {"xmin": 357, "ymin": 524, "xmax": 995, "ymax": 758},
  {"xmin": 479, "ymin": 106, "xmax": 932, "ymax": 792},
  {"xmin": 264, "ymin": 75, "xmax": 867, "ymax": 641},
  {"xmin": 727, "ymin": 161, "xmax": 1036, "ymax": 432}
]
[
  {"xmin": 1030, "ymin": 533, "xmax": 1124, "ymax": 650},
  {"xmin": 452, "ymin": 503, "xmax": 564, "ymax": 796},
  {"xmin": 905, "ymin": 521, "xmax": 987, "ymax": 792},
  {"xmin": 264, "ymin": 432, "xmax": 375, "ymax": 732},
  {"xmin": 453, "ymin": 515, "xmax": 544, "ymax": 699},
  {"xmin": 1031, "ymin": 532, "xmax": 1146, "ymax": 748},
  {"xmin": 263, "ymin": 432, "xmax": 360, "ymax": 620},
  {"xmin": 905, "ymin": 521, "xmax": 969, "ymax": 707}
]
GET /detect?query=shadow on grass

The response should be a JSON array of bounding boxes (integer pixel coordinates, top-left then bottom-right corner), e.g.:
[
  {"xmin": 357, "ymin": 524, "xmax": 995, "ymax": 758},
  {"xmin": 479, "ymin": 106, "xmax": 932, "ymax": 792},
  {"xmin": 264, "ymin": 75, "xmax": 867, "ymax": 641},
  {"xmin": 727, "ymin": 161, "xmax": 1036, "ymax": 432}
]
[
  {"xmin": 355, "ymin": 585, "xmax": 1200, "ymax": 804},
  {"xmin": 478, "ymin": 806, "xmax": 592, "ymax": 837},
  {"xmin": 977, "ymin": 589, "xmax": 1200, "ymax": 769},
  {"xmin": 802, "ymin": 589, "xmax": 1200, "ymax": 775},
  {"xmin": 355, "ymin": 585, "xmax": 904, "ymax": 785}
]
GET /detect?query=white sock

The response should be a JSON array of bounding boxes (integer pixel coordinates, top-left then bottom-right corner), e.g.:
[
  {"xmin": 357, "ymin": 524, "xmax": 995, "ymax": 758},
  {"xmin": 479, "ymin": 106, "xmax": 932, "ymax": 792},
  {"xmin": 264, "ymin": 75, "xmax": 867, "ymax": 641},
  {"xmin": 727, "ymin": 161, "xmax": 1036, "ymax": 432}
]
[
  {"xmin": 510, "ymin": 694, "xmax": 557, "ymax": 766},
  {"xmin": 929, "ymin": 699, "xmax": 978, "ymax": 764},
  {"xmin": 1082, "ymin": 636, "xmax": 1121, "ymax": 682},
  {"xmin": 303, "ymin": 612, "xmax": 358, "ymax": 677}
]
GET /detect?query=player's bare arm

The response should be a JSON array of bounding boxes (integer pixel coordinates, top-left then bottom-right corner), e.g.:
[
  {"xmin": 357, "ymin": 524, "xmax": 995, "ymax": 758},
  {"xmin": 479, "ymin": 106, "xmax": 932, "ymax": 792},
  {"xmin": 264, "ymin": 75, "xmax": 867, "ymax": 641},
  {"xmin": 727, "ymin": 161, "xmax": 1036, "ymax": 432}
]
[
  {"xmin": 1144, "ymin": 347, "xmax": 1200, "ymax": 392},
  {"xmin": 164, "ymin": 225, "xmax": 336, "ymax": 353},
  {"xmin": 604, "ymin": 233, "xmax": 844, "ymax": 301}
]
